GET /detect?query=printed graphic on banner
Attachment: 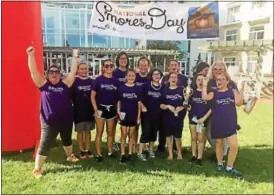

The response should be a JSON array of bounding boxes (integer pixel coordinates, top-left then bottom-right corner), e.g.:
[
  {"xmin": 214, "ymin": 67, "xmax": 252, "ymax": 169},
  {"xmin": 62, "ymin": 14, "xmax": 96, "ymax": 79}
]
[
  {"xmin": 88, "ymin": 1, "xmax": 219, "ymax": 40},
  {"xmin": 187, "ymin": 2, "xmax": 219, "ymax": 39}
]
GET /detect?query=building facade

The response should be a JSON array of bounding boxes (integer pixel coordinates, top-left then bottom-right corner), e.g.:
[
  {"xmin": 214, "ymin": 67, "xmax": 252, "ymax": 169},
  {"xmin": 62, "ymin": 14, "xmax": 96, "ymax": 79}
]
[{"xmin": 187, "ymin": 1, "xmax": 273, "ymax": 77}]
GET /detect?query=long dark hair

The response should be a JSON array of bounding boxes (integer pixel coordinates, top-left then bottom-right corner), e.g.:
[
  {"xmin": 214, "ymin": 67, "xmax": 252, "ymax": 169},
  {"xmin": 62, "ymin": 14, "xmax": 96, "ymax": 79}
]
[
  {"xmin": 115, "ymin": 51, "xmax": 129, "ymax": 68},
  {"xmin": 192, "ymin": 73, "xmax": 204, "ymax": 90},
  {"xmin": 148, "ymin": 68, "xmax": 163, "ymax": 81}
]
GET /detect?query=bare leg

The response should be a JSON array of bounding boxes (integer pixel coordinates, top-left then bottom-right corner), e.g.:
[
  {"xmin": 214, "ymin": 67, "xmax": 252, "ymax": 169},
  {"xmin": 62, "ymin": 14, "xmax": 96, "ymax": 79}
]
[
  {"xmin": 197, "ymin": 129, "xmax": 205, "ymax": 159},
  {"xmin": 216, "ymin": 139, "xmax": 224, "ymax": 164},
  {"xmin": 189, "ymin": 125, "xmax": 197, "ymax": 157},
  {"xmin": 106, "ymin": 118, "xmax": 117, "ymax": 154},
  {"xmin": 128, "ymin": 126, "xmax": 136, "ymax": 154},
  {"xmin": 175, "ymin": 138, "xmax": 182, "ymax": 160},
  {"xmin": 95, "ymin": 118, "xmax": 105, "ymax": 156},
  {"xmin": 120, "ymin": 126, "xmax": 128, "ymax": 155},
  {"xmin": 226, "ymin": 134, "xmax": 238, "ymax": 168},
  {"xmin": 77, "ymin": 132, "xmax": 84, "ymax": 152},
  {"xmin": 166, "ymin": 136, "xmax": 173, "ymax": 160}
]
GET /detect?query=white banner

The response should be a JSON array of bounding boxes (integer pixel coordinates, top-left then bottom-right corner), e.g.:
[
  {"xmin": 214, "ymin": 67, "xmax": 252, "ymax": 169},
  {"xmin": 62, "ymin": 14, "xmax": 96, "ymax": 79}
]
[{"xmin": 88, "ymin": 1, "xmax": 219, "ymax": 40}]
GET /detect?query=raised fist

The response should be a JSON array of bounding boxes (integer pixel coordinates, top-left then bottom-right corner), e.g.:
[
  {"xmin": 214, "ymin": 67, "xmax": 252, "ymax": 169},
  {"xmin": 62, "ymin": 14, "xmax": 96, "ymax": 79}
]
[
  {"xmin": 26, "ymin": 46, "xmax": 34, "ymax": 55},
  {"xmin": 72, "ymin": 49, "xmax": 79, "ymax": 57}
]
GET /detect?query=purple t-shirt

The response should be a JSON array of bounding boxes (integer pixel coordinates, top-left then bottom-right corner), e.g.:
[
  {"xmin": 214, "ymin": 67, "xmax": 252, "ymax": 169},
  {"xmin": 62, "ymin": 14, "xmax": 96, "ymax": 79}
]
[
  {"xmin": 93, "ymin": 75, "xmax": 119, "ymax": 106},
  {"xmin": 211, "ymin": 89, "xmax": 237, "ymax": 139},
  {"xmin": 71, "ymin": 77, "xmax": 94, "ymax": 123},
  {"xmin": 40, "ymin": 80, "xmax": 73, "ymax": 125},
  {"xmin": 189, "ymin": 90, "xmax": 209, "ymax": 118},
  {"xmin": 161, "ymin": 86, "xmax": 186, "ymax": 126},
  {"xmin": 136, "ymin": 73, "xmax": 149, "ymax": 87},
  {"xmin": 119, "ymin": 84, "xmax": 141, "ymax": 122},
  {"xmin": 161, "ymin": 73, "xmax": 188, "ymax": 88},
  {"xmin": 142, "ymin": 82, "xmax": 163, "ymax": 119},
  {"xmin": 113, "ymin": 68, "xmax": 126, "ymax": 85}
]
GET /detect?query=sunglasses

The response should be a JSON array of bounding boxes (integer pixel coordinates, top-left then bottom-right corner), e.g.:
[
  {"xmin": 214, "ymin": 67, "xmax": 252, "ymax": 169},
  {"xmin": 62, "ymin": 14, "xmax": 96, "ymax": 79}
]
[
  {"xmin": 48, "ymin": 70, "xmax": 60, "ymax": 74},
  {"xmin": 213, "ymin": 68, "xmax": 225, "ymax": 71},
  {"xmin": 104, "ymin": 64, "xmax": 114, "ymax": 69}
]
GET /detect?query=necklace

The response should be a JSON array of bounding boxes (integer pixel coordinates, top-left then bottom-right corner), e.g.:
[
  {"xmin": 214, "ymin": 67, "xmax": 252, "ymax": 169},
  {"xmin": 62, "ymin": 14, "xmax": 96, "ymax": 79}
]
[{"xmin": 151, "ymin": 82, "xmax": 161, "ymax": 90}]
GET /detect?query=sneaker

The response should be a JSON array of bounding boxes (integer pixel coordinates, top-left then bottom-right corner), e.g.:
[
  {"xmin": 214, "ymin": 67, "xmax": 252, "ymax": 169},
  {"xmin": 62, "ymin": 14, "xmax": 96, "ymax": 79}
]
[
  {"xmin": 79, "ymin": 151, "xmax": 87, "ymax": 159},
  {"xmin": 149, "ymin": 150, "xmax": 156, "ymax": 158},
  {"xmin": 96, "ymin": 155, "xmax": 103, "ymax": 162},
  {"xmin": 188, "ymin": 156, "xmax": 197, "ymax": 164},
  {"xmin": 225, "ymin": 168, "xmax": 244, "ymax": 179},
  {"xmin": 112, "ymin": 142, "xmax": 120, "ymax": 151},
  {"xmin": 196, "ymin": 158, "xmax": 203, "ymax": 167},
  {"xmin": 120, "ymin": 154, "xmax": 127, "ymax": 164},
  {"xmin": 138, "ymin": 153, "xmax": 147, "ymax": 161},
  {"xmin": 217, "ymin": 164, "xmax": 224, "ymax": 172},
  {"xmin": 87, "ymin": 150, "xmax": 94, "ymax": 158},
  {"xmin": 108, "ymin": 153, "xmax": 115, "ymax": 159},
  {"xmin": 32, "ymin": 169, "xmax": 43, "ymax": 179},
  {"xmin": 127, "ymin": 154, "xmax": 133, "ymax": 162},
  {"xmin": 67, "ymin": 154, "xmax": 79, "ymax": 162}
]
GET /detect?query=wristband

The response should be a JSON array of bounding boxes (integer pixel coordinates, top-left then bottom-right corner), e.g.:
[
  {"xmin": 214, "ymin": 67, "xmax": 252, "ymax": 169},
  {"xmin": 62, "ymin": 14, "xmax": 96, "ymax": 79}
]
[{"xmin": 117, "ymin": 108, "xmax": 120, "ymax": 112}]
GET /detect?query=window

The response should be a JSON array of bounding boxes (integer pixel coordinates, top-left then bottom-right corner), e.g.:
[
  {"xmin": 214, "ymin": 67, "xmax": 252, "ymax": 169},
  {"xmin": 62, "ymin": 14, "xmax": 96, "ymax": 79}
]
[
  {"xmin": 225, "ymin": 30, "xmax": 237, "ymax": 41},
  {"xmin": 227, "ymin": 6, "xmax": 240, "ymax": 23},
  {"xmin": 249, "ymin": 26, "xmax": 264, "ymax": 40},
  {"xmin": 224, "ymin": 57, "xmax": 236, "ymax": 66},
  {"xmin": 252, "ymin": 1, "xmax": 266, "ymax": 9},
  {"xmin": 247, "ymin": 56, "xmax": 257, "ymax": 74}
]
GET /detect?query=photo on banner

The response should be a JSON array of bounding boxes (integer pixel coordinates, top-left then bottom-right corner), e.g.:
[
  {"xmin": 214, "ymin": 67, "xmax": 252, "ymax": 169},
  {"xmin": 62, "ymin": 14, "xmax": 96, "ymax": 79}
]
[{"xmin": 187, "ymin": 2, "xmax": 219, "ymax": 39}]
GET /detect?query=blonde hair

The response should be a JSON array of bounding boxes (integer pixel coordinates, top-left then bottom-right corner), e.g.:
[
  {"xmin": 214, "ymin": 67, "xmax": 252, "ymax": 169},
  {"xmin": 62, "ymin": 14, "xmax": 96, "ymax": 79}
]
[{"xmin": 210, "ymin": 60, "xmax": 228, "ymax": 79}]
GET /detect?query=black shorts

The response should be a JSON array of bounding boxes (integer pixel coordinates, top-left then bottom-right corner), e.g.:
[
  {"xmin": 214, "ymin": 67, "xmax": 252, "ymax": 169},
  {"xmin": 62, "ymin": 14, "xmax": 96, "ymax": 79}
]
[
  {"xmin": 165, "ymin": 125, "xmax": 183, "ymax": 139},
  {"xmin": 120, "ymin": 120, "xmax": 137, "ymax": 127},
  {"xmin": 97, "ymin": 104, "xmax": 117, "ymax": 120}
]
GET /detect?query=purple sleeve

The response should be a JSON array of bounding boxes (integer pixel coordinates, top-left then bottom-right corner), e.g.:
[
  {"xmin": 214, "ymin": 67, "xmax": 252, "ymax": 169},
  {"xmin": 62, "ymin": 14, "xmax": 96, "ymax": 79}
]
[
  {"xmin": 160, "ymin": 88, "xmax": 166, "ymax": 104},
  {"xmin": 181, "ymin": 75, "xmax": 188, "ymax": 87},
  {"xmin": 39, "ymin": 81, "xmax": 49, "ymax": 91}
]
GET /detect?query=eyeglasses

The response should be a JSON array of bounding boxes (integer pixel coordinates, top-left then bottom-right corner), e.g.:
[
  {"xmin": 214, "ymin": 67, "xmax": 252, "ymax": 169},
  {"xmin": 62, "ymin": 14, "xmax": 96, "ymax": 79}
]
[
  {"xmin": 119, "ymin": 57, "xmax": 127, "ymax": 60},
  {"xmin": 48, "ymin": 70, "xmax": 60, "ymax": 74},
  {"xmin": 213, "ymin": 68, "xmax": 225, "ymax": 71},
  {"xmin": 104, "ymin": 64, "xmax": 114, "ymax": 69},
  {"xmin": 216, "ymin": 78, "xmax": 227, "ymax": 81}
]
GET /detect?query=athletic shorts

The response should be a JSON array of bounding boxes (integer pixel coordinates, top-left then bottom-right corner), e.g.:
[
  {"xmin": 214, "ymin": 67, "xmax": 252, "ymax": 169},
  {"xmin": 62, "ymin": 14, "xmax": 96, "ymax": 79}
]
[
  {"xmin": 75, "ymin": 122, "xmax": 95, "ymax": 132},
  {"xmin": 97, "ymin": 104, "xmax": 117, "ymax": 120}
]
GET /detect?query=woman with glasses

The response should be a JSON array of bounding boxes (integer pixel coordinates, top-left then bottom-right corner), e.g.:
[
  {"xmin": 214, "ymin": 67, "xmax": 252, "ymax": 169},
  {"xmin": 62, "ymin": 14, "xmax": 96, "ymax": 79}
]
[
  {"xmin": 113, "ymin": 51, "xmax": 129, "ymax": 84},
  {"xmin": 91, "ymin": 59, "xmax": 119, "ymax": 162},
  {"xmin": 138, "ymin": 68, "xmax": 163, "ymax": 161},
  {"xmin": 27, "ymin": 46, "xmax": 79, "ymax": 179}
]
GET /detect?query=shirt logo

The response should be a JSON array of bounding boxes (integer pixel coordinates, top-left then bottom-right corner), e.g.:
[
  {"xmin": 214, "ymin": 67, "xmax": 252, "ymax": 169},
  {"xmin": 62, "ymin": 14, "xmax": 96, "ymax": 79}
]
[
  {"xmin": 166, "ymin": 94, "xmax": 182, "ymax": 101},
  {"xmin": 122, "ymin": 93, "xmax": 137, "ymax": 99},
  {"xmin": 48, "ymin": 86, "xmax": 64, "ymax": 93},
  {"xmin": 100, "ymin": 84, "xmax": 117, "ymax": 91},
  {"xmin": 78, "ymin": 85, "xmax": 92, "ymax": 91},
  {"xmin": 148, "ymin": 91, "xmax": 161, "ymax": 98},
  {"xmin": 216, "ymin": 98, "xmax": 234, "ymax": 105},
  {"xmin": 118, "ymin": 77, "xmax": 126, "ymax": 83},
  {"xmin": 192, "ymin": 97, "xmax": 207, "ymax": 104}
]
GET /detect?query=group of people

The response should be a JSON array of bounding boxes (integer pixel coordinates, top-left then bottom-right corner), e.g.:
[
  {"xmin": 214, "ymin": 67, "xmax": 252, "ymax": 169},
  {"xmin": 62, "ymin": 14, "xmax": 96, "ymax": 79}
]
[{"xmin": 26, "ymin": 46, "xmax": 244, "ymax": 179}]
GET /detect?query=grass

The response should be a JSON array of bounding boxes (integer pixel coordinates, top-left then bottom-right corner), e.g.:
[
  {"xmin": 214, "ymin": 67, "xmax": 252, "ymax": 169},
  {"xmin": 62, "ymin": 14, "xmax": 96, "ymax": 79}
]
[{"xmin": 2, "ymin": 100, "xmax": 273, "ymax": 194}]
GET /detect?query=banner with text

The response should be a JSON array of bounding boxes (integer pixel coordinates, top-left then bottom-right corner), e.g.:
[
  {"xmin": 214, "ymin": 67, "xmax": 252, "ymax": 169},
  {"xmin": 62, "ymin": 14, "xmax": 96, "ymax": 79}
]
[{"xmin": 89, "ymin": 1, "xmax": 219, "ymax": 40}]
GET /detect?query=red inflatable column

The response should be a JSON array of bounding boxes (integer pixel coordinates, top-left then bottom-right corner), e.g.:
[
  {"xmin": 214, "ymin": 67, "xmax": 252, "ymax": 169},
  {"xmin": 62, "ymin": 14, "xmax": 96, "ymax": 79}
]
[{"xmin": 2, "ymin": 2, "xmax": 43, "ymax": 152}]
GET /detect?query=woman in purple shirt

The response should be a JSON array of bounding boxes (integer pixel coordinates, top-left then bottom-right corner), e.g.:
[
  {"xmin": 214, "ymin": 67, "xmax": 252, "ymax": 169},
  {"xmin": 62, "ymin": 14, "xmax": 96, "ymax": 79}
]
[
  {"xmin": 202, "ymin": 72, "xmax": 244, "ymax": 179},
  {"xmin": 160, "ymin": 72, "xmax": 186, "ymax": 160},
  {"xmin": 91, "ymin": 59, "xmax": 119, "ymax": 162},
  {"xmin": 113, "ymin": 51, "xmax": 129, "ymax": 85},
  {"xmin": 188, "ymin": 74, "xmax": 211, "ymax": 166},
  {"xmin": 138, "ymin": 68, "xmax": 163, "ymax": 161},
  {"xmin": 26, "ymin": 47, "xmax": 79, "ymax": 179},
  {"xmin": 71, "ymin": 61, "xmax": 95, "ymax": 159},
  {"xmin": 117, "ymin": 69, "xmax": 141, "ymax": 163}
]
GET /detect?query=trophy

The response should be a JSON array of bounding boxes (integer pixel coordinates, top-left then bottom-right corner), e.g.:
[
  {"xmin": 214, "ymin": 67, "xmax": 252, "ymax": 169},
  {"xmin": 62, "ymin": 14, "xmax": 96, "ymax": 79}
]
[
  {"xmin": 239, "ymin": 78, "xmax": 258, "ymax": 114},
  {"xmin": 183, "ymin": 78, "xmax": 194, "ymax": 110}
]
